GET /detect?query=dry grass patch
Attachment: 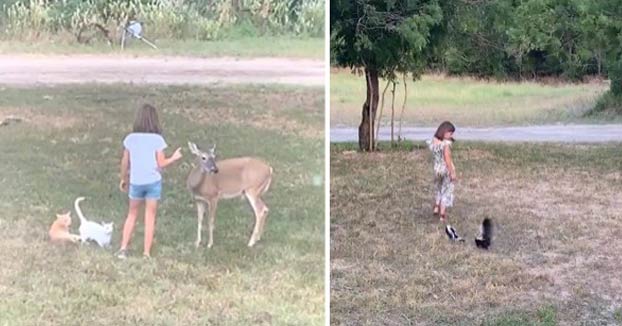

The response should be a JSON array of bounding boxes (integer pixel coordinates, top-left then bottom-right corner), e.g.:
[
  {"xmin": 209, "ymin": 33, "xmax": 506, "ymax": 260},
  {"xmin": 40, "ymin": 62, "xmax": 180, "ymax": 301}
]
[
  {"xmin": 0, "ymin": 107, "xmax": 82, "ymax": 129},
  {"xmin": 165, "ymin": 87, "xmax": 324, "ymax": 140},
  {"xmin": 331, "ymin": 142, "xmax": 622, "ymax": 325}
]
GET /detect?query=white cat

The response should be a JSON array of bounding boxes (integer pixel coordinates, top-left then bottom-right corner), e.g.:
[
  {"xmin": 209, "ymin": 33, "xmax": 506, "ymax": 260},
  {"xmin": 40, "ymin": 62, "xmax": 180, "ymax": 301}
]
[{"xmin": 74, "ymin": 197, "xmax": 114, "ymax": 248}]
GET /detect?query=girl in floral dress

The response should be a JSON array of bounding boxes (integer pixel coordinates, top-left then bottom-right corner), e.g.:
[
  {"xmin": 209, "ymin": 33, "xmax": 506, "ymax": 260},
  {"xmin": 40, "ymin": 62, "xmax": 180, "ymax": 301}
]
[{"xmin": 426, "ymin": 121, "xmax": 457, "ymax": 224}]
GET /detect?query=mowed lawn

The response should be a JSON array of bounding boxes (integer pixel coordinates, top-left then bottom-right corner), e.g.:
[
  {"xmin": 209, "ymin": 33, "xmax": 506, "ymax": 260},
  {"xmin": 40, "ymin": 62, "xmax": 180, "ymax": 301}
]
[
  {"xmin": 0, "ymin": 37, "xmax": 324, "ymax": 59},
  {"xmin": 331, "ymin": 70, "xmax": 611, "ymax": 127},
  {"xmin": 0, "ymin": 85, "xmax": 324, "ymax": 325},
  {"xmin": 331, "ymin": 142, "xmax": 622, "ymax": 325}
]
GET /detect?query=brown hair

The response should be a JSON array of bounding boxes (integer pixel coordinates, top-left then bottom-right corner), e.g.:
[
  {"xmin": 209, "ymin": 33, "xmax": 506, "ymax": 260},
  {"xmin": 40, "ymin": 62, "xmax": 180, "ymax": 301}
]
[
  {"xmin": 434, "ymin": 121, "xmax": 456, "ymax": 141},
  {"xmin": 133, "ymin": 104, "xmax": 162, "ymax": 134}
]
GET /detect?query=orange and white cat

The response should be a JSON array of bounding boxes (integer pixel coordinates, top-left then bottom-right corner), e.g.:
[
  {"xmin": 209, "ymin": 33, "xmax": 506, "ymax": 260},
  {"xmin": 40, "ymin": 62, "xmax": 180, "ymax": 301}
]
[{"xmin": 49, "ymin": 212, "xmax": 80, "ymax": 244}]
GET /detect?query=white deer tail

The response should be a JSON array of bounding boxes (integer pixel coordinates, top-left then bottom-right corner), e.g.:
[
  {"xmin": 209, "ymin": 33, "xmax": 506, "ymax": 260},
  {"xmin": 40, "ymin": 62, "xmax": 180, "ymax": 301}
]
[
  {"xmin": 262, "ymin": 167, "xmax": 273, "ymax": 194},
  {"xmin": 74, "ymin": 197, "xmax": 87, "ymax": 224}
]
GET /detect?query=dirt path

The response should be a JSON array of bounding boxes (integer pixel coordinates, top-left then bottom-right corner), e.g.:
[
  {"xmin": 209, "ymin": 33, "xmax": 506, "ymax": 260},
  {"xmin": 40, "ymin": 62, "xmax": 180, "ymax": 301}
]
[
  {"xmin": 0, "ymin": 55, "xmax": 324, "ymax": 86},
  {"xmin": 331, "ymin": 125, "xmax": 622, "ymax": 143}
]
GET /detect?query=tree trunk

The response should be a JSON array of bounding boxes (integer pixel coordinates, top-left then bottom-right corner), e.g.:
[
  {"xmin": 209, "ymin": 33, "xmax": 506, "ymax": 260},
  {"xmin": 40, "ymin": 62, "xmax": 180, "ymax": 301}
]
[
  {"xmin": 358, "ymin": 68, "xmax": 379, "ymax": 151},
  {"xmin": 398, "ymin": 73, "xmax": 408, "ymax": 142},
  {"xmin": 390, "ymin": 81, "xmax": 396, "ymax": 146},
  {"xmin": 374, "ymin": 80, "xmax": 391, "ymax": 150},
  {"xmin": 597, "ymin": 49, "xmax": 602, "ymax": 77}
]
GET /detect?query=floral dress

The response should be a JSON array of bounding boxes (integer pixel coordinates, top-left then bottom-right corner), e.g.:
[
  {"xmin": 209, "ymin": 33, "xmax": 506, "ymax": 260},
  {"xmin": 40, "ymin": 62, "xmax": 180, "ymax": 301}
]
[{"xmin": 426, "ymin": 139, "xmax": 454, "ymax": 208}]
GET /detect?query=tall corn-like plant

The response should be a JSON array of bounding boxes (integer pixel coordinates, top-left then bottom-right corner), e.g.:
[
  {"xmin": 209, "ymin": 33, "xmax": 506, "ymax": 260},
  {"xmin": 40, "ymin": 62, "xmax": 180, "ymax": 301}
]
[
  {"xmin": 70, "ymin": 2, "xmax": 96, "ymax": 33},
  {"xmin": 1, "ymin": 0, "xmax": 325, "ymax": 40},
  {"xmin": 4, "ymin": 0, "xmax": 51, "ymax": 37},
  {"xmin": 239, "ymin": 0, "xmax": 295, "ymax": 33},
  {"xmin": 140, "ymin": 1, "xmax": 185, "ymax": 38},
  {"xmin": 216, "ymin": 0, "xmax": 237, "ymax": 26},
  {"xmin": 294, "ymin": 0, "xmax": 323, "ymax": 36},
  {"xmin": 265, "ymin": 0, "xmax": 293, "ymax": 31}
]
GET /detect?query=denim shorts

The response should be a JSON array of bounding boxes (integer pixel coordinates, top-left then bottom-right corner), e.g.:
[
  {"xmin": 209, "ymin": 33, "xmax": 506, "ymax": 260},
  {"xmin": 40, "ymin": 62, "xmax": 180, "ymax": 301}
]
[{"xmin": 129, "ymin": 180, "xmax": 162, "ymax": 200}]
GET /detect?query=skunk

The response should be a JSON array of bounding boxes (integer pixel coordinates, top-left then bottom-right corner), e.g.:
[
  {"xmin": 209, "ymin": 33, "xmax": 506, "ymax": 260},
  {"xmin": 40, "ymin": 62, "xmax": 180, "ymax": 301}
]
[
  {"xmin": 475, "ymin": 218, "xmax": 493, "ymax": 249},
  {"xmin": 445, "ymin": 225, "xmax": 465, "ymax": 242}
]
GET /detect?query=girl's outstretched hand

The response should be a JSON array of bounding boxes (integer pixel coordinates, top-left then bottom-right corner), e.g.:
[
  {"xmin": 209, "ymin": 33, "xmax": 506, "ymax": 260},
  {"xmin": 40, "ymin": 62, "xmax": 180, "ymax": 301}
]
[{"xmin": 172, "ymin": 147, "xmax": 183, "ymax": 161}]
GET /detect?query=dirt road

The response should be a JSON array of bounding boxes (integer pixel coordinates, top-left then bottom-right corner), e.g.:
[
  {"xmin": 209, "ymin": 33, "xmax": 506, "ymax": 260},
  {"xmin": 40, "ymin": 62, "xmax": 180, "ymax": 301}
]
[
  {"xmin": 331, "ymin": 125, "xmax": 622, "ymax": 143},
  {"xmin": 0, "ymin": 55, "xmax": 324, "ymax": 86}
]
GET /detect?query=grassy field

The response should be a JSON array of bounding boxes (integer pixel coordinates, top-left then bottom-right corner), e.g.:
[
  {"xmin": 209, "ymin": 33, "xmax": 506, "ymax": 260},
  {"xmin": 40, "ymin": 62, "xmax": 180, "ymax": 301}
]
[
  {"xmin": 0, "ymin": 37, "xmax": 324, "ymax": 59},
  {"xmin": 0, "ymin": 84, "xmax": 324, "ymax": 325},
  {"xmin": 330, "ymin": 70, "xmax": 613, "ymax": 127},
  {"xmin": 331, "ymin": 141, "xmax": 622, "ymax": 325}
]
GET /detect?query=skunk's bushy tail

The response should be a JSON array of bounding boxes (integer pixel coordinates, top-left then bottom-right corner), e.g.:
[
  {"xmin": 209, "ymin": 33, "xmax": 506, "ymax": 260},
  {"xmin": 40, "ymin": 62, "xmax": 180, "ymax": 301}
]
[
  {"xmin": 475, "ymin": 218, "xmax": 493, "ymax": 249},
  {"xmin": 482, "ymin": 218, "xmax": 492, "ymax": 240}
]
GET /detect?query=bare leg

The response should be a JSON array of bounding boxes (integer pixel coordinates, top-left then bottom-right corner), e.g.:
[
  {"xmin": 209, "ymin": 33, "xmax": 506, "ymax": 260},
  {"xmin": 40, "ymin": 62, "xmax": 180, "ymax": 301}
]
[
  {"xmin": 120, "ymin": 199, "xmax": 142, "ymax": 250},
  {"xmin": 434, "ymin": 176, "xmax": 442, "ymax": 216},
  {"xmin": 144, "ymin": 199, "xmax": 158, "ymax": 256},
  {"xmin": 440, "ymin": 205, "xmax": 447, "ymax": 223},
  {"xmin": 195, "ymin": 201, "xmax": 206, "ymax": 248},
  {"xmin": 207, "ymin": 199, "xmax": 218, "ymax": 248},
  {"xmin": 439, "ymin": 175, "xmax": 453, "ymax": 224}
]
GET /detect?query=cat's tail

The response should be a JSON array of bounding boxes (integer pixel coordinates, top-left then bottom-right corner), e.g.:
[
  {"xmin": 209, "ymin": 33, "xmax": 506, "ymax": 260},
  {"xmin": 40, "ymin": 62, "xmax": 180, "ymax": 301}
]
[{"xmin": 74, "ymin": 197, "xmax": 87, "ymax": 224}]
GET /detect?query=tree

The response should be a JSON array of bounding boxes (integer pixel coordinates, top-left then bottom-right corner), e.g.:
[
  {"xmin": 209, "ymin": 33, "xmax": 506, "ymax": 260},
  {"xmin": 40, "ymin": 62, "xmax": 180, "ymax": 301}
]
[
  {"xmin": 330, "ymin": 0, "xmax": 442, "ymax": 151},
  {"xmin": 438, "ymin": 0, "xmax": 622, "ymax": 84},
  {"xmin": 584, "ymin": 0, "xmax": 622, "ymax": 113},
  {"xmin": 440, "ymin": 0, "xmax": 518, "ymax": 79}
]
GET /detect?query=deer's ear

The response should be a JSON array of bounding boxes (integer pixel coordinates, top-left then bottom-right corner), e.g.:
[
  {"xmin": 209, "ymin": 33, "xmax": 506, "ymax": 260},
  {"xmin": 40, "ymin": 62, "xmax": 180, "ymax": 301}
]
[{"xmin": 188, "ymin": 142, "xmax": 198, "ymax": 154}]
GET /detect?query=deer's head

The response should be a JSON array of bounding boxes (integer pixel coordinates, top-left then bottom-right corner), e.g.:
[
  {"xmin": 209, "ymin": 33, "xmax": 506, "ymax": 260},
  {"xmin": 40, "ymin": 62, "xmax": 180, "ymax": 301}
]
[{"xmin": 188, "ymin": 142, "xmax": 219, "ymax": 174}]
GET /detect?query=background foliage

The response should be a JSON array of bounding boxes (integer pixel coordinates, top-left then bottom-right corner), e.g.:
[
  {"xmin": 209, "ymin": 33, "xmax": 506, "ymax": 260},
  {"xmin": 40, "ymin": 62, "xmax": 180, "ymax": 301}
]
[
  {"xmin": 0, "ymin": 0, "xmax": 324, "ymax": 41},
  {"xmin": 331, "ymin": 0, "xmax": 622, "ymax": 119}
]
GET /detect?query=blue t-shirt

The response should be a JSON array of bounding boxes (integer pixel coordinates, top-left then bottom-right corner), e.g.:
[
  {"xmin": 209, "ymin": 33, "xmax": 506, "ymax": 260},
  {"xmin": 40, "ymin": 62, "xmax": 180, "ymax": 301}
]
[{"xmin": 123, "ymin": 133, "xmax": 167, "ymax": 185}]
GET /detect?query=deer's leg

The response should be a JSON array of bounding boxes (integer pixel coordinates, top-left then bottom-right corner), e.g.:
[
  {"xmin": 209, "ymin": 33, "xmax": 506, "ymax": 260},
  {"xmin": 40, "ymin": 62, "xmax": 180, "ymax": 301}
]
[
  {"xmin": 255, "ymin": 175, "xmax": 272, "ymax": 241},
  {"xmin": 195, "ymin": 201, "xmax": 206, "ymax": 248},
  {"xmin": 207, "ymin": 199, "xmax": 218, "ymax": 248},
  {"xmin": 255, "ymin": 197, "xmax": 269, "ymax": 241},
  {"xmin": 245, "ymin": 192, "xmax": 263, "ymax": 247}
]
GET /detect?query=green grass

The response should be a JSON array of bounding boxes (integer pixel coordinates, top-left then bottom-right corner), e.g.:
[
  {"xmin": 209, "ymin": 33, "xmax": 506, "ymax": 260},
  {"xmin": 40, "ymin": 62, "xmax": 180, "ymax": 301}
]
[
  {"xmin": 330, "ymin": 141, "xmax": 622, "ymax": 325},
  {"xmin": 0, "ymin": 36, "xmax": 324, "ymax": 59},
  {"xmin": 480, "ymin": 305, "xmax": 556, "ymax": 326},
  {"xmin": 330, "ymin": 70, "xmax": 612, "ymax": 127},
  {"xmin": 0, "ymin": 84, "xmax": 324, "ymax": 325},
  {"xmin": 587, "ymin": 90, "xmax": 622, "ymax": 117}
]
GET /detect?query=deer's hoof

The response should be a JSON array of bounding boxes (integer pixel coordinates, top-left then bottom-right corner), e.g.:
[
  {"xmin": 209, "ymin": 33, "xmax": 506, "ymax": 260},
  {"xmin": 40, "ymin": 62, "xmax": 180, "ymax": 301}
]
[
  {"xmin": 207, "ymin": 243, "xmax": 213, "ymax": 249},
  {"xmin": 194, "ymin": 241, "xmax": 201, "ymax": 248}
]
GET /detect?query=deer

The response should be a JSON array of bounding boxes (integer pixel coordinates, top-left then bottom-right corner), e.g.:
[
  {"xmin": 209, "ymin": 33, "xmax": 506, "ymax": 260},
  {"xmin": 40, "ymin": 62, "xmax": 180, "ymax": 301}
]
[{"xmin": 187, "ymin": 142, "xmax": 273, "ymax": 248}]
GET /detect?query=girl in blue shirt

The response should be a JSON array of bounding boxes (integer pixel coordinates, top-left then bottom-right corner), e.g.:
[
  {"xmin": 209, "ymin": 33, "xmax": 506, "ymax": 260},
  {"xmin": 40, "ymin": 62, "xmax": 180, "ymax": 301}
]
[{"xmin": 117, "ymin": 104, "xmax": 182, "ymax": 259}]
